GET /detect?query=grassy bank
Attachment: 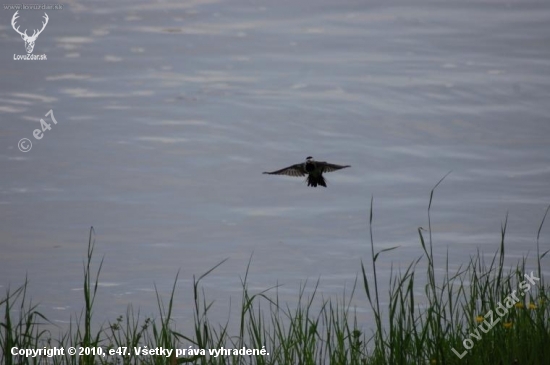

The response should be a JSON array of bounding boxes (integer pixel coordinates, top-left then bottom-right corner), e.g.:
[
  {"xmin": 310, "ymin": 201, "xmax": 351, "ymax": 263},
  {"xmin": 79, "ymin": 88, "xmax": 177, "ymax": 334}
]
[{"xmin": 2, "ymin": 184, "xmax": 549, "ymax": 364}]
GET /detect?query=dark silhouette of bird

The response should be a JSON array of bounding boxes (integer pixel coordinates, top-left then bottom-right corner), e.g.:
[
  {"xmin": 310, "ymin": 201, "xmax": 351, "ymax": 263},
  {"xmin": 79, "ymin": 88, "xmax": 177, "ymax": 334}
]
[{"xmin": 263, "ymin": 156, "xmax": 350, "ymax": 187}]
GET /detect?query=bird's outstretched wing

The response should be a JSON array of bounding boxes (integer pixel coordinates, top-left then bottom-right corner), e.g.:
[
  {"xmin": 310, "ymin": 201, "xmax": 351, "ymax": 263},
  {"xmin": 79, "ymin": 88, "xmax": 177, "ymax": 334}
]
[
  {"xmin": 319, "ymin": 162, "xmax": 351, "ymax": 173},
  {"xmin": 263, "ymin": 163, "xmax": 306, "ymax": 177}
]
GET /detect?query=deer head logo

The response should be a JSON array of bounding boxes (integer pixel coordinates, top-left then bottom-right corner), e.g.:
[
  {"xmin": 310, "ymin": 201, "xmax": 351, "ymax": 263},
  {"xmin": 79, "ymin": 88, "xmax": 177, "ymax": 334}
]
[{"xmin": 11, "ymin": 11, "xmax": 49, "ymax": 54}]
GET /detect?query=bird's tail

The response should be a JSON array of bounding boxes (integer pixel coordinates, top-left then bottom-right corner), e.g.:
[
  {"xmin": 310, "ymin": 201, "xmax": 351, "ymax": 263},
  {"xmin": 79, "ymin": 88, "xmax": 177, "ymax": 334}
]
[{"xmin": 307, "ymin": 174, "xmax": 327, "ymax": 188}]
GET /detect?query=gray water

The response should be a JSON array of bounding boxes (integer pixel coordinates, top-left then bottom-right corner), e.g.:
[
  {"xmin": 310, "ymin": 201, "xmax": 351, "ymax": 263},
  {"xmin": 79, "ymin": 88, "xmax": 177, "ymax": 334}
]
[{"xmin": 1, "ymin": 0, "xmax": 549, "ymax": 329}]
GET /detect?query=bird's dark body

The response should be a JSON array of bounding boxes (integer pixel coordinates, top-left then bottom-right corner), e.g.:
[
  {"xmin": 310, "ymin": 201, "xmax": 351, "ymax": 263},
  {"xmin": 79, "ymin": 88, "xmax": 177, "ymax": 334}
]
[
  {"xmin": 263, "ymin": 156, "xmax": 349, "ymax": 188},
  {"xmin": 307, "ymin": 174, "xmax": 326, "ymax": 187}
]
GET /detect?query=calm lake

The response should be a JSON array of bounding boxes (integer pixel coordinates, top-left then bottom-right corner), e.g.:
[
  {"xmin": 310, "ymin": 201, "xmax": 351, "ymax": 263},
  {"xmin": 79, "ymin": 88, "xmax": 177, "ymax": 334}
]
[{"xmin": 1, "ymin": 0, "xmax": 549, "ymax": 330}]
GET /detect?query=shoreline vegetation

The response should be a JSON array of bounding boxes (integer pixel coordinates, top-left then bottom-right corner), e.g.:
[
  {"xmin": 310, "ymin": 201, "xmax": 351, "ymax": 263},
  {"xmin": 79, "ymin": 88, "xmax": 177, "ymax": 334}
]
[{"xmin": 2, "ymin": 181, "xmax": 549, "ymax": 364}]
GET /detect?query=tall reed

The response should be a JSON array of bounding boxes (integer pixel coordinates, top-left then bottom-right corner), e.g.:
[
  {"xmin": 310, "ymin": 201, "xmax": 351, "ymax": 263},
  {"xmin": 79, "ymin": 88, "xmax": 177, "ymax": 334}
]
[{"xmin": 1, "ymin": 185, "xmax": 548, "ymax": 364}]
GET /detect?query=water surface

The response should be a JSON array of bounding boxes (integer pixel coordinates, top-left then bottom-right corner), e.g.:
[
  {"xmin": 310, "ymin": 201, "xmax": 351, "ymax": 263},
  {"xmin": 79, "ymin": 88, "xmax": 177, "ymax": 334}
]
[{"xmin": 1, "ymin": 0, "xmax": 549, "ymax": 328}]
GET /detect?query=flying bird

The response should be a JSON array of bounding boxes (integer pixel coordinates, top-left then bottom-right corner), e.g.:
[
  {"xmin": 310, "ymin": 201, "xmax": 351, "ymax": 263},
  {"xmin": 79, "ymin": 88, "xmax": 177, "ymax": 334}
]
[{"xmin": 263, "ymin": 156, "xmax": 350, "ymax": 187}]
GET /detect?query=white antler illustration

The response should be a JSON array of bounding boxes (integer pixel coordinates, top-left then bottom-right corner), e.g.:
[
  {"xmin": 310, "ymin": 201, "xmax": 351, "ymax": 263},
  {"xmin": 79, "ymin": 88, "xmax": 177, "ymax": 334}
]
[{"xmin": 11, "ymin": 11, "xmax": 49, "ymax": 54}]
